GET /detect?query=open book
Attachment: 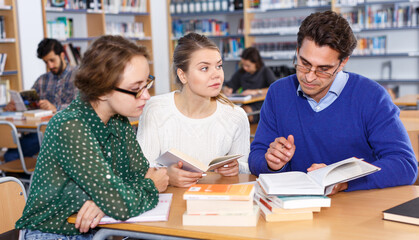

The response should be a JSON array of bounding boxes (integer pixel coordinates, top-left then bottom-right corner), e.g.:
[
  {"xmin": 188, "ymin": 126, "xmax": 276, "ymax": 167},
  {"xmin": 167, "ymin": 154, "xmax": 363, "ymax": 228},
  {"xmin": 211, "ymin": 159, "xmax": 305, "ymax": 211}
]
[
  {"xmin": 99, "ymin": 193, "xmax": 172, "ymax": 224},
  {"xmin": 155, "ymin": 148, "xmax": 243, "ymax": 173},
  {"xmin": 258, "ymin": 157, "xmax": 381, "ymax": 196},
  {"xmin": 9, "ymin": 89, "xmax": 39, "ymax": 111}
]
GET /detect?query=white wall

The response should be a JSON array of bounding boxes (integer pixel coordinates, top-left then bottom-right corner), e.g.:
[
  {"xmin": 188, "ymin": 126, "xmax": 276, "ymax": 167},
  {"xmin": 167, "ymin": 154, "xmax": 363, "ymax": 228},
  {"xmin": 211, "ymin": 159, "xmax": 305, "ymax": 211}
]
[
  {"xmin": 16, "ymin": 0, "xmax": 45, "ymax": 90},
  {"xmin": 150, "ymin": 0, "xmax": 171, "ymax": 94}
]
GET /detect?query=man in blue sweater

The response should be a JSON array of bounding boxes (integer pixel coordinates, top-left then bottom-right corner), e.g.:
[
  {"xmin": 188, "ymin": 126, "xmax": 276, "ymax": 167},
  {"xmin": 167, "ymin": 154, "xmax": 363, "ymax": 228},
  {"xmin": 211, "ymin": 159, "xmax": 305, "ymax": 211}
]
[{"xmin": 249, "ymin": 11, "xmax": 418, "ymax": 194}]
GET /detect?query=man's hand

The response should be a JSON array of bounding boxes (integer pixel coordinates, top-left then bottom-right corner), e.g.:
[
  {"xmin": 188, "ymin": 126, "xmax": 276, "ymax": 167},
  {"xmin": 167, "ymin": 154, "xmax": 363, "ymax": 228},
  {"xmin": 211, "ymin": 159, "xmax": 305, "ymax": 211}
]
[
  {"xmin": 145, "ymin": 168, "xmax": 169, "ymax": 192},
  {"xmin": 214, "ymin": 160, "xmax": 239, "ymax": 176},
  {"xmin": 166, "ymin": 161, "xmax": 204, "ymax": 188},
  {"xmin": 3, "ymin": 100, "xmax": 16, "ymax": 111},
  {"xmin": 307, "ymin": 163, "xmax": 348, "ymax": 195},
  {"xmin": 265, "ymin": 135, "xmax": 295, "ymax": 171},
  {"xmin": 222, "ymin": 86, "xmax": 233, "ymax": 96},
  {"xmin": 38, "ymin": 99, "xmax": 57, "ymax": 113},
  {"xmin": 75, "ymin": 200, "xmax": 105, "ymax": 233}
]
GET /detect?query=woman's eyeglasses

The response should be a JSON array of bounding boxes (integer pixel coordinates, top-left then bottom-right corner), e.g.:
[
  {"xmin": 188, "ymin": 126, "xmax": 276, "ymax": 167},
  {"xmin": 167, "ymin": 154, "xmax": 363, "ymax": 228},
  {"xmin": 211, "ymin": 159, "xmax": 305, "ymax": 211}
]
[{"xmin": 114, "ymin": 75, "xmax": 155, "ymax": 99}]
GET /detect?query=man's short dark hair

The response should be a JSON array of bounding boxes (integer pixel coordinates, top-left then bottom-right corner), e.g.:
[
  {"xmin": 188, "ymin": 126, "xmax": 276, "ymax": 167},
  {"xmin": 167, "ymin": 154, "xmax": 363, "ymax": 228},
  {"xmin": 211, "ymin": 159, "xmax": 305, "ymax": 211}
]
[
  {"xmin": 297, "ymin": 11, "xmax": 357, "ymax": 60},
  {"xmin": 37, "ymin": 38, "xmax": 64, "ymax": 59}
]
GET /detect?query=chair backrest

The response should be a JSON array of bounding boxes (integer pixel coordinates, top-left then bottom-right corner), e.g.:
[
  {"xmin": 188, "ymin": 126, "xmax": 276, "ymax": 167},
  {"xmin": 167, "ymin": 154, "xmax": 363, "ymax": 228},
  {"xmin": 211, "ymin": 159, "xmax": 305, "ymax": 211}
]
[
  {"xmin": 0, "ymin": 177, "xmax": 27, "ymax": 234},
  {"xmin": 0, "ymin": 121, "xmax": 19, "ymax": 149},
  {"xmin": 37, "ymin": 122, "xmax": 48, "ymax": 147}
]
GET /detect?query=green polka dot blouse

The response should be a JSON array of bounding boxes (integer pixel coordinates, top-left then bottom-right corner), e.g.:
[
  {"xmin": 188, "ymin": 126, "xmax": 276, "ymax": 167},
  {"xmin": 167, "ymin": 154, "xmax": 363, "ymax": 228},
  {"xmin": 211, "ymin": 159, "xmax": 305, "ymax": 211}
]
[{"xmin": 15, "ymin": 95, "xmax": 159, "ymax": 235}]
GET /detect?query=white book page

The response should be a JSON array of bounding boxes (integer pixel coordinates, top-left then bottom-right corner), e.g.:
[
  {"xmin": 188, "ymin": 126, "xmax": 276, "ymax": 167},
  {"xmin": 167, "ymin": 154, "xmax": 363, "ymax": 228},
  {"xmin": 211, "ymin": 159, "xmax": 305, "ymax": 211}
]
[
  {"xmin": 8, "ymin": 90, "xmax": 26, "ymax": 111},
  {"xmin": 260, "ymin": 172, "xmax": 323, "ymax": 195},
  {"xmin": 307, "ymin": 158, "xmax": 359, "ymax": 187}
]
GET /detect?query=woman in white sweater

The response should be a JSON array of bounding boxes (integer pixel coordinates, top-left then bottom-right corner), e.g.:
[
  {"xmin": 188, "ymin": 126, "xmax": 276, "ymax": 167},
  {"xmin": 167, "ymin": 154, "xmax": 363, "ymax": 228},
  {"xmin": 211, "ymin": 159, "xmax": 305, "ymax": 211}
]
[{"xmin": 137, "ymin": 33, "xmax": 250, "ymax": 187}]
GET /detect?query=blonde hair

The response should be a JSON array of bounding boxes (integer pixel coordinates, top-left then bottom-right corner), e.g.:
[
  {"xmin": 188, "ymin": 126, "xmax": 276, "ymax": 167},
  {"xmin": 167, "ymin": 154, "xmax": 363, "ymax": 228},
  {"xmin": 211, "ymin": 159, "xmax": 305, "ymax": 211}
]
[{"xmin": 173, "ymin": 33, "xmax": 234, "ymax": 107}]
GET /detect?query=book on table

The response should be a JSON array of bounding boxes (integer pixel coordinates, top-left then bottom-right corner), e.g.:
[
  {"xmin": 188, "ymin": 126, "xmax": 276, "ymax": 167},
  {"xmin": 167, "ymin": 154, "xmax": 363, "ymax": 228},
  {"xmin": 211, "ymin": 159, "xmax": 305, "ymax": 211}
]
[
  {"xmin": 257, "ymin": 201, "xmax": 313, "ymax": 222},
  {"xmin": 23, "ymin": 109, "xmax": 53, "ymax": 118},
  {"xmin": 182, "ymin": 205, "xmax": 260, "ymax": 227},
  {"xmin": 383, "ymin": 197, "xmax": 419, "ymax": 226},
  {"xmin": 254, "ymin": 191, "xmax": 321, "ymax": 213},
  {"xmin": 257, "ymin": 157, "xmax": 381, "ymax": 196},
  {"xmin": 186, "ymin": 198, "xmax": 254, "ymax": 214},
  {"xmin": 227, "ymin": 93, "xmax": 252, "ymax": 102},
  {"xmin": 156, "ymin": 148, "xmax": 243, "ymax": 173},
  {"xmin": 98, "ymin": 193, "xmax": 172, "ymax": 224},
  {"xmin": 183, "ymin": 184, "xmax": 254, "ymax": 201}
]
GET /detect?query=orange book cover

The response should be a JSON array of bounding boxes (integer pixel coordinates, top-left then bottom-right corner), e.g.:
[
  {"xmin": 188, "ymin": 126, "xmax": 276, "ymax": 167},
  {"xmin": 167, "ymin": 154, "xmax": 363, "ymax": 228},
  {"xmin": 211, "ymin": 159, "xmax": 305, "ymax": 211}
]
[{"xmin": 183, "ymin": 184, "xmax": 254, "ymax": 201}]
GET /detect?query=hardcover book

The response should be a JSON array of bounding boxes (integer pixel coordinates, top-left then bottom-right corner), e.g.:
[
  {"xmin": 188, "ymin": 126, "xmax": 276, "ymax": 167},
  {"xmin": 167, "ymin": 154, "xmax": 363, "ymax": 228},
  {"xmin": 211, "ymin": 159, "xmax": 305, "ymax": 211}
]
[
  {"xmin": 383, "ymin": 197, "xmax": 419, "ymax": 225},
  {"xmin": 258, "ymin": 157, "xmax": 380, "ymax": 196}
]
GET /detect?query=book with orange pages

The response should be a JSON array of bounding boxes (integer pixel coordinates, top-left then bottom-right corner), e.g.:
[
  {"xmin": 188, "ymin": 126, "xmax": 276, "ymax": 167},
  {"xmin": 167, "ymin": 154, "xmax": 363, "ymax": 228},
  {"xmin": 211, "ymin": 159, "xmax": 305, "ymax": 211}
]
[{"xmin": 183, "ymin": 184, "xmax": 255, "ymax": 201}]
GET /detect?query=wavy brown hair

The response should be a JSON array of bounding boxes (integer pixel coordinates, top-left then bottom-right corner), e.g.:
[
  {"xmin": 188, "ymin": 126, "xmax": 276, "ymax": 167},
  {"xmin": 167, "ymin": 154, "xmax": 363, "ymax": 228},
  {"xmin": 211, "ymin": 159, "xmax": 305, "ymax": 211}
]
[
  {"xmin": 173, "ymin": 32, "xmax": 233, "ymax": 107},
  {"xmin": 297, "ymin": 11, "xmax": 357, "ymax": 60},
  {"xmin": 75, "ymin": 35, "xmax": 150, "ymax": 103}
]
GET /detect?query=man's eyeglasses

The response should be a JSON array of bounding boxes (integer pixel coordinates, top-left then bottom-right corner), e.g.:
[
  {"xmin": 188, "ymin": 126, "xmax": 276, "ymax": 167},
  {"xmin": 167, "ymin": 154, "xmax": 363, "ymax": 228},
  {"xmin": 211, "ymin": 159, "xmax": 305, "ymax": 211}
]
[
  {"xmin": 293, "ymin": 54, "xmax": 342, "ymax": 79},
  {"xmin": 114, "ymin": 75, "xmax": 155, "ymax": 99}
]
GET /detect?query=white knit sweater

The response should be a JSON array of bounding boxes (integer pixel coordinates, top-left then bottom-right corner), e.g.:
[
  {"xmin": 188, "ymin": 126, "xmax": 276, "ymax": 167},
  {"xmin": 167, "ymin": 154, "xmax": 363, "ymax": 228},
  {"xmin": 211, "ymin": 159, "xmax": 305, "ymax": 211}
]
[{"xmin": 137, "ymin": 91, "xmax": 250, "ymax": 173}]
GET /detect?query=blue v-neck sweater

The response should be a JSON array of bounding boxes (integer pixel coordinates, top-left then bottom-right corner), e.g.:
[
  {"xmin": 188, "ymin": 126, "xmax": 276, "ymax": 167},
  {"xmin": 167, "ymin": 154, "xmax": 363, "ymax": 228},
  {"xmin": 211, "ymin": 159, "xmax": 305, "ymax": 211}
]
[{"xmin": 249, "ymin": 73, "xmax": 418, "ymax": 191}]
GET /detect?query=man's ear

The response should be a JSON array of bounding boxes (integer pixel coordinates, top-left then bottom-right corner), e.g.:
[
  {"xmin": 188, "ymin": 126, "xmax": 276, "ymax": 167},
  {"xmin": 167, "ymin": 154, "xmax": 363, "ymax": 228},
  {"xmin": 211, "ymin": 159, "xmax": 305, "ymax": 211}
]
[{"xmin": 177, "ymin": 68, "xmax": 187, "ymax": 85}]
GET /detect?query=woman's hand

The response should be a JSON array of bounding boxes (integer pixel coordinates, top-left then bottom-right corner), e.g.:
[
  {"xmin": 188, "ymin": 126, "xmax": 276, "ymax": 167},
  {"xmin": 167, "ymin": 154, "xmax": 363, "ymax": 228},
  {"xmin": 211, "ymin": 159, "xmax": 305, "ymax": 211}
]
[
  {"xmin": 145, "ymin": 168, "xmax": 169, "ymax": 192},
  {"xmin": 75, "ymin": 200, "xmax": 105, "ymax": 233},
  {"xmin": 214, "ymin": 160, "xmax": 239, "ymax": 176},
  {"xmin": 167, "ymin": 161, "xmax": 204, "ymax": 188}
]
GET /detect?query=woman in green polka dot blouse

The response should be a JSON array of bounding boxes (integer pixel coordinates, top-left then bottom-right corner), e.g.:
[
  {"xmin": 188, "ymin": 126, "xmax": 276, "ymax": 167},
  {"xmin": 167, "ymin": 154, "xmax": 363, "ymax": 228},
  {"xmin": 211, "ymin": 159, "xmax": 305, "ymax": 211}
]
[{"xmin": 16, "ymin": 35, "xmax": 169, "ymax": 240}]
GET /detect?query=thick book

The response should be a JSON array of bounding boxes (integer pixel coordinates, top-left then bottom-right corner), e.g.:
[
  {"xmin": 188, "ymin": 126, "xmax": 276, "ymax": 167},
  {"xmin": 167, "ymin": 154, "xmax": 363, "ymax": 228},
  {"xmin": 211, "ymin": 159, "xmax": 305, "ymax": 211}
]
[
  {"xmin": 99, "ymin": 193, "xmax": 172, "ymax": 224},
  {"xmin": 156, "ymin": 148, "xmax": 242, "ymax": 173},
  {"xmin": 183, "ymin": 184, "xmax": 254, "ymax": 201},
  {"xmin": 383, "ymin": 197, "xmax": 419, "ymax": 226},
  {"xmin": 258, "ymin": 157, "xmax": 381, "ymax": 196},
  {"xmin": 269, "ymin": 195, "xmax": 331, "ymax": 209},
  {"xmin": 186, "ymin": 198, "xmax": 254, "ymax": 214},
  {"xmin": 258, "ymin": 202, "xmax": 313, "ymax": 222},
  {"xmin": 182, "ymin": 205, "xmax": 260, "ymax": 226}
]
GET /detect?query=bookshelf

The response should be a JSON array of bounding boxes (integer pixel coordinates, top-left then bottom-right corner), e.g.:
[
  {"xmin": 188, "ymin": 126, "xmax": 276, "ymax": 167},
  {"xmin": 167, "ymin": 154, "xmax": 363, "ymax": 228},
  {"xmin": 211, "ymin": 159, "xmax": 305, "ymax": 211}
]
[
  {"xmin": 0, "ymin": 0, "xmax": 22, "ymax": 92},
  {"xmin": 40, "ymin": 0, "xmax": 155, "ymax": 94}
]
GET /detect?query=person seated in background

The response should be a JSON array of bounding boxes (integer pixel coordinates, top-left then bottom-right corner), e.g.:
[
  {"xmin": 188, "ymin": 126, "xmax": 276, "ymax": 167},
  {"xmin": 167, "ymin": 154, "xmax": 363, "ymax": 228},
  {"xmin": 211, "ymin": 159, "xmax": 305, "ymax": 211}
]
[
  {"xmin": 16, "ymin": 35, "xmax": 169, "ymax": 239},
  {"xmin": 137, "ymin": 33, "xmax": 250, "ymax": 188},
  {"xmin": 249, "ymin": 11, "xmax": 418, "ymax": 194},
  {"xmin": 222, "ymin": 47, "xmax": 277, "ymax": 123},
  {"xmin": 3, "ymin": 38, "xmax": 78, "ymax": 162}
]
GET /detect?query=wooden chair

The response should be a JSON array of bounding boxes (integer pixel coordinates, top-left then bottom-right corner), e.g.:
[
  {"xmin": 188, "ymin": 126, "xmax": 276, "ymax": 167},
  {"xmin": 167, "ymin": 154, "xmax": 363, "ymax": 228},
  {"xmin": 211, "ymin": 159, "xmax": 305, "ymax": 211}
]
[
  {"xmin": 0, "ymin": 177, "xmax": 27, "ymax": 240},
  {"xmin": 36, "ymin": 122, "xmax": 48, "ymax": 147},
  {"xmin": 0, "ymin": 121, "xmax": 36, "ymax": 184}
]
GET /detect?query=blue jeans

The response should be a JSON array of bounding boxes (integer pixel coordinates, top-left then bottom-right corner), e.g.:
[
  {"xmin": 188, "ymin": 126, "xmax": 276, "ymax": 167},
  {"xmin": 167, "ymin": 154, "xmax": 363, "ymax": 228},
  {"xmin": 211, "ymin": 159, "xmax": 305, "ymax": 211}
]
[
  {"xmin": 4, "ymin": 133, "xmax": 40, "ymax": 162},
  {"xmin": 23, "ymin": 230, "xmax": 94, "ymax": 240}
]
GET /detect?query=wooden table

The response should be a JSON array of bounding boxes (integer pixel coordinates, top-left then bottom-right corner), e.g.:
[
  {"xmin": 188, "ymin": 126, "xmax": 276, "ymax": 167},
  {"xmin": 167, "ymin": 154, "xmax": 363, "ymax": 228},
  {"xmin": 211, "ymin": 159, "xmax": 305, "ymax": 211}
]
[
  {"xmin": 68, "ymin": 173, "xmax": 419, "ymax": 240},
  {"xmin": 393, "ymin": 94, "xmax": 419, "ymax": 108},
  {"xmin": 6, "ymin": 119, "xmax": 48, "ymax": 133}
]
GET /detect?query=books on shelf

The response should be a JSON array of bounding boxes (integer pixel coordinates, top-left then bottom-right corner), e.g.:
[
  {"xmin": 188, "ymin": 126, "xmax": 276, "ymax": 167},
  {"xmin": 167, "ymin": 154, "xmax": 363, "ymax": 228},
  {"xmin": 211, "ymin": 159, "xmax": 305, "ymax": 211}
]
[
  {"xmin": 183, "ymin": 184, "xmax": 254, "ymax": 201},
  {"xmin": 0, "ymin": 79, "xmax": 9, "ymax": 106},
  {"xmin": 0, "ymin": 53, "xmax": 7, "ymax": 73},
  {"xmin": 104, "ymin": 0, "xmax": 148, "ymax": 13},
  {"xmin": 106, "ymin": 22, "xmax": 145, "ymax": 38},
  {"xmin": 258, "ymin": 157, "xmax": 380, "ymax": 196},
  {"xmin": 183, "ymin": 205, "xmax": 260, "ymax": 226},
  {"xmin": 156, "ymin": 148, "xmax": 242, "ymax": 173},
  {"xmin": 0, "ymin": 16, "xmax": 5, "ymax": 39},
  {"xmin": 99, "ymin": 193, "xmax": 173, "ymax": 224},
  {"xmin": 383, "ymin": 197, "xmax": 419, "ymax": 226}
]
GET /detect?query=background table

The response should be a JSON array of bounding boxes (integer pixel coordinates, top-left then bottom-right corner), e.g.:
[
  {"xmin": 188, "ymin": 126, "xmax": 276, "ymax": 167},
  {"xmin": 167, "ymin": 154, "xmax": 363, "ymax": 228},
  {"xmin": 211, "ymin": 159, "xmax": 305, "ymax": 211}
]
[{"xmin": 69, "ymin": 173, "xmax": 419, "ymax": 240}]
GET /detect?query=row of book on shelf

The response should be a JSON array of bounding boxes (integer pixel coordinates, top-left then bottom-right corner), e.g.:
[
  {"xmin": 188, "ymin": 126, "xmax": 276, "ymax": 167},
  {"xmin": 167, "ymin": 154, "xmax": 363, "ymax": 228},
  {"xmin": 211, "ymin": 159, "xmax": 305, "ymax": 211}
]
[
  {"xmin": 46, "ymin": 0, "xmax": 148, "ymax": 13},
  {"xmin": 170, "ymin": 0, "xmax": 243, "ymax": 15},
  {"xmin": 106, "ymin": 22, "xmax": 145, "ymax": 38},
  {"xmin": 252, "ymin": 41, "xmax": 296, "ymax": 59},
  {"xmin": 0, "ymin": 16, "xmax": 6, "ymax": 39},
  {"xmin": 0, "ymin": 53, "xmax": 7, "ymax": 73},
  {"xmin": 250, "ymin": 16, "xmax": 304, "ymax": 35},
  {"xmin": 220, "ymin": 37, "xmax": 244, "ymax": 59},
  {"xmin": 342, "ymin": 5, "xmax": 419, "ymax": 30},
  {"xmin": 353, "ymin": 35, "xmax": 386, "ymax": 55},
  {"xmin": 248, "ymin": 0, "xmax": 329, "ymax": 10},
  {"xmin": 172, "ymin": 19, "xmax": 233, "ymax": 38}
]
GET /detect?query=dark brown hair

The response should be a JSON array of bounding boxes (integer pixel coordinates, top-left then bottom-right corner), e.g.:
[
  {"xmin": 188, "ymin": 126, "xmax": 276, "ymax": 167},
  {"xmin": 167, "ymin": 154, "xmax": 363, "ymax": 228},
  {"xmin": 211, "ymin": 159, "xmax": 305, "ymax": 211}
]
[
  {"xmin": 240, "ymin": 47, "xmax": 264, "ymax": 70},
  {"xmin": 297, "ymin": 11, "xmax": 357, "ymax": 60},
  {"xmin": 173, "ymin": 32, "xmax": 233, "ymax": 107},
  {"xmin": 75, "ymin": 35, "xmax": 150, "ymax": 102}
]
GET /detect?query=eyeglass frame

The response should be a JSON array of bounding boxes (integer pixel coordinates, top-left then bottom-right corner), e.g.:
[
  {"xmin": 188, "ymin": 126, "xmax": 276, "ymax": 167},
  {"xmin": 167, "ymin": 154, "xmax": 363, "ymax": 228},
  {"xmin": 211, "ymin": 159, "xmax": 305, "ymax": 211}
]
[
  {"xmin": 114, "ymin": 74, "xmax": 155, "ymax": 99},
  {"xmin": 293, "ymin": 51, "xmax": 342, "ymax": 79}
]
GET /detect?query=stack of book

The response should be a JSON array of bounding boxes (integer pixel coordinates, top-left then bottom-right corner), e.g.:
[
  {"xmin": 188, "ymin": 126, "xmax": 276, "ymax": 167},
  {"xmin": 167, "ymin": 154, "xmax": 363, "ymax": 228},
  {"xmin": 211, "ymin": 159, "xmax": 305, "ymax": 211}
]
[
  {"xmin": 23, "ymin": 109, "xmax": 54, "ymax": 121},
  {"xmin": 256, "ymin": 157, "xmax": 381, "ymax": 222},
  {"xmin": 182, "ymin": 184, "xmax": 259, "ymax": 226}
]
